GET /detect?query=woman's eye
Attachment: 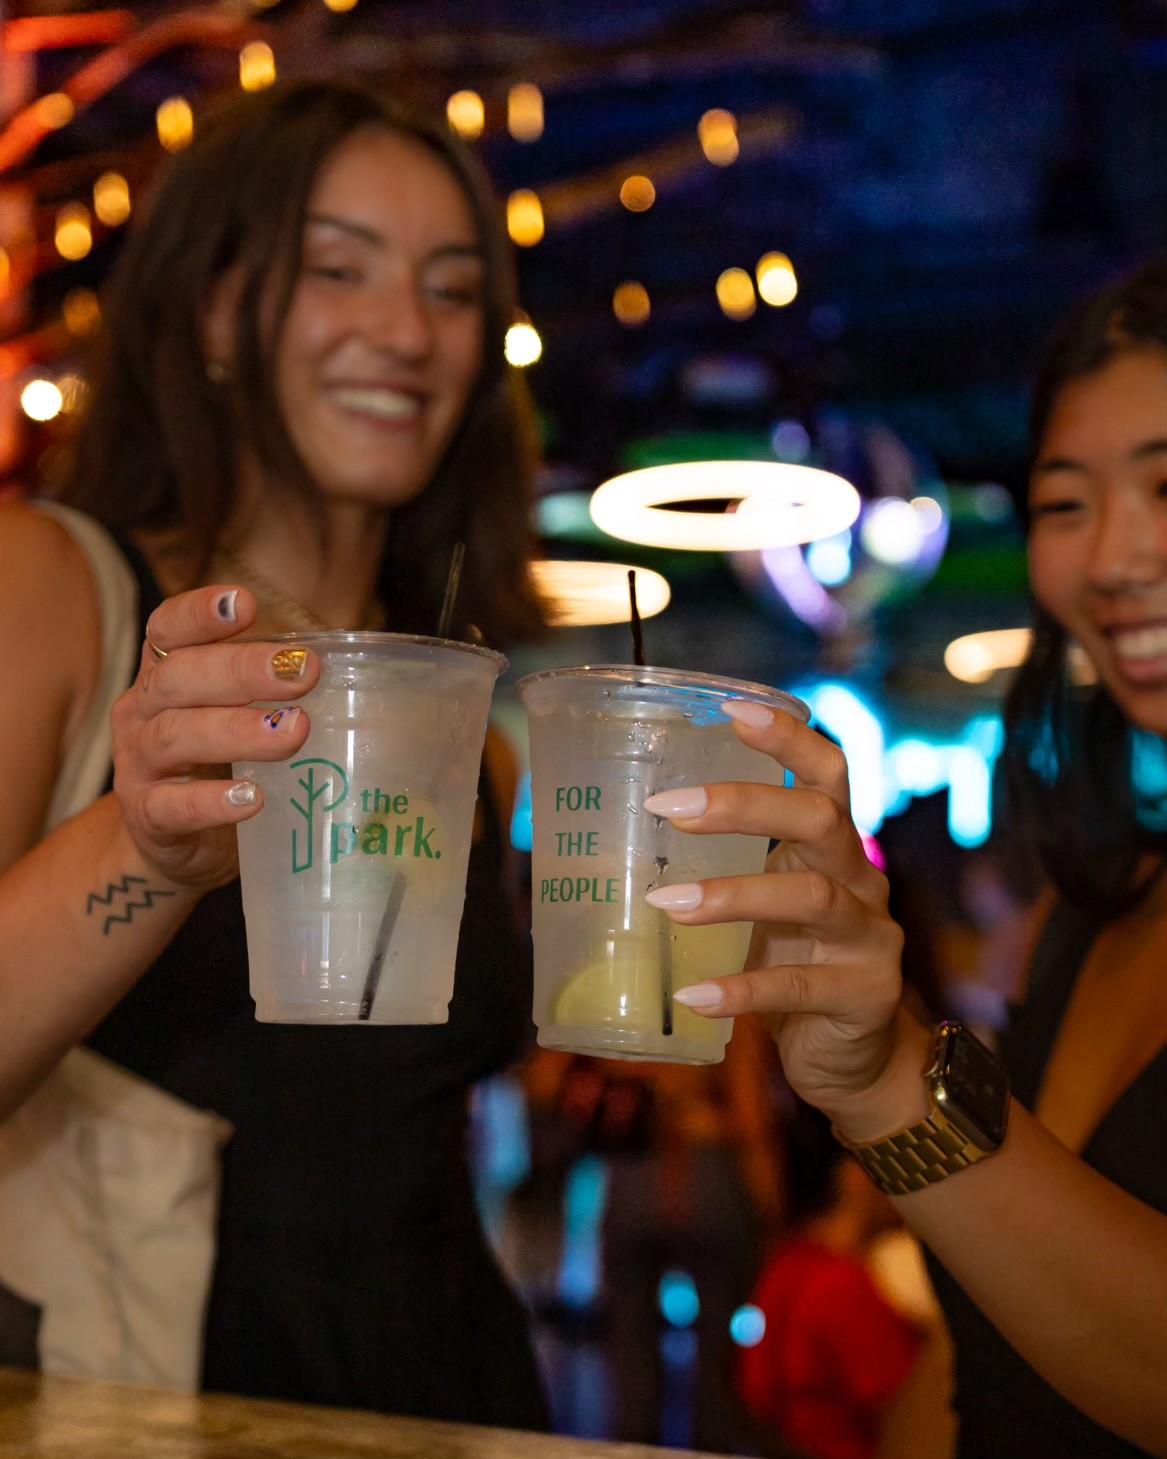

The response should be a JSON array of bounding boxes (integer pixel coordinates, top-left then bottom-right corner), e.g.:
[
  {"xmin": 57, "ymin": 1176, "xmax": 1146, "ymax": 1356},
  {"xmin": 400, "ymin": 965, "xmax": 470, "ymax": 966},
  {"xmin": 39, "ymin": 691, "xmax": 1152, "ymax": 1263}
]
[
  {"xmin": 1030, "ymin": 498, "xmax": 1083, "ymax": 519},
  {"xmin": 428, "ymin": 280, "xmax": 482, "ymax": 305},
  {"xmin": 307, "ymin": 264, "xmax": 362, "ymax": 284}
]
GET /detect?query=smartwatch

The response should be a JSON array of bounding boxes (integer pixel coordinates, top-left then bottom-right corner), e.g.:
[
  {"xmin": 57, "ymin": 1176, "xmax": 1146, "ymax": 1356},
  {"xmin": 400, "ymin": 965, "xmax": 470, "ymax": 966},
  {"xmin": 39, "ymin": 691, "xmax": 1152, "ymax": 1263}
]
[{"xmin": 835, "ymin": 1021, "xmax": 1011, "ymax": 1196}]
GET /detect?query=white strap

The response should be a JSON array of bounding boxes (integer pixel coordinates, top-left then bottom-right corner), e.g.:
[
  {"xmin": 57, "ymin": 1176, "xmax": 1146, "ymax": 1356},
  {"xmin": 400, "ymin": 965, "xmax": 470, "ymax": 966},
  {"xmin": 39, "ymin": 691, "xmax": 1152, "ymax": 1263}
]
[{"xmin": 34, "ymin": 504, "xmax": 139, "ymax": 831}]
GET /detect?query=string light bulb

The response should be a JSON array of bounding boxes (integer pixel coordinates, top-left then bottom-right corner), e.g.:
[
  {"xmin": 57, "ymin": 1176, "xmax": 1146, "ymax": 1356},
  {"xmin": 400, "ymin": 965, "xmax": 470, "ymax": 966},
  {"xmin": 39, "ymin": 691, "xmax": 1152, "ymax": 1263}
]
[
  {"xmin": 507, "ymin": 189, "xmax": 544, "ymax": 247},
  {"xmin": 34, "ymin": 93, "xmax": 74, "ymax": 130},
  {"xmin": 757, "ymin": 252, "xmax": 797, "ymax": 306},
  {"xmin": 20, "ymin": 379, "xmax": 64, "ymax": 423},
  {"xmin": 504, "ymin": 313, "xmax": 542, "ymax": 367},
  {"xmin": 239, "ymin": 41, "xmax": 277, "ymax": 91},
  {"xmin": 613, "ymin": 281, "xmax": 651, "ymax": 327},
  {"xmin": 447, "ymin": 90, "xmax": 485, "ymax": 140},
  {"xmin": 716, "ymin": 267, "xmax": 756, "ymax": 320},
  {"xmin": 698, "ymin": 109, "xmax": 739, "ymax": 166},
  {"xmin": 619, "ymin": 175, "xmax": 656, "ymax": 212},
  {"xmin": 55, "ymin": 204, "xmax": 92, "ymax": 262},
  {"xmin": 93, "ymin": 172, "xmax": 131, "ymax": 227},
  {"xmin": 322, "ymin": 0, "xmax": 359, "ymax": 11},
  {"xmin": 156, "ymin": 97, "xmax": 194, "ymax": 152},
  {"xmin": 507, "ymin": 83, "xmax": 544, "ymax": 141}
]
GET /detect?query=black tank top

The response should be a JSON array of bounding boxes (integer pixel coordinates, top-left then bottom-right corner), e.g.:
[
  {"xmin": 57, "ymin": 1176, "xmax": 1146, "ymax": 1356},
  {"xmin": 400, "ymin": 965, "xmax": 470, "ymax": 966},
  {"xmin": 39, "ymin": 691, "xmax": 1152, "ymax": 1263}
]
[
  {"xmin": 88, "ymin": 540, "xmax": 548, "ymax": 1427},
  {"xmin": 927, "ymin": 899, "xmax": 1167, "ymax": 1458}
]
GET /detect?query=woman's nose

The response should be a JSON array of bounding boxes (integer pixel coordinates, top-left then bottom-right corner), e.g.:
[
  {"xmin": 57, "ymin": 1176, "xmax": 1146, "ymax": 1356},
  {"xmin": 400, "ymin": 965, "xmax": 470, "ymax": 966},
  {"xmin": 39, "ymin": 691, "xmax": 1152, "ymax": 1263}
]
[
  {"xmin": 364, "ymin": 280, "xmax": 434, "ymax": 361},
  {"xmin": 1088, "ymin": 488, "xmax": 1166, "ymax": 593}
]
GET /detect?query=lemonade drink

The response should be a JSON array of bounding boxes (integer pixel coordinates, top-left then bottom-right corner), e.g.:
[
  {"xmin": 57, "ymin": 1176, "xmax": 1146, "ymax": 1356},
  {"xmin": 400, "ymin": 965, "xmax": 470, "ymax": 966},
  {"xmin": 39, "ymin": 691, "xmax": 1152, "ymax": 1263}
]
[
  {"xmin": 518, "ymin": 666, "xmax": 808, "ymax": 1063},
  {"xmin": 234, "ymin": 632, "xmax": 505, "ymax": 1023}
]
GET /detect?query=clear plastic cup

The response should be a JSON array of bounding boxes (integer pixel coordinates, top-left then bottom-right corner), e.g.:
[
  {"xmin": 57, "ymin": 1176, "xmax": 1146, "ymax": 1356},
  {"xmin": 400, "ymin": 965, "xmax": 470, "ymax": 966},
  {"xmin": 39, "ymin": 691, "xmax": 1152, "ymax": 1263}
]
[
  {"xmin": 233, "ymin": 632, "xmax": 505, "ymax": 1024},
  {"xmin": 518, "ymin": 665, "xmax": 809, "ymax": 1064}
]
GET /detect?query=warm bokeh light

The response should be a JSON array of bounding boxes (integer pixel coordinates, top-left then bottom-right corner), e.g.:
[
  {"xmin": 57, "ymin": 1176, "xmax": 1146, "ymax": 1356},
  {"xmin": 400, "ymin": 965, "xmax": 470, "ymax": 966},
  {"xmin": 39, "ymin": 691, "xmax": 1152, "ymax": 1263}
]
[
  {"xmin": 619, "ymin": 175, "xmax": 656, "ymax": 212},
  {"xmin": 507, "ymin": 83, "xmax": 544, "ymax": 142},
  {"xmin": 0, "ymin": 247, "xmax": 9, "ymax": 296},
  {"xmin": 446, "ymin": 90, "xmax": 485, "ymax": 140},
  {"xmin": 34, "ymin": 93, "xmax": 74, "ymax": 130},
  {"xmin": 239, "ymin": 41, "xmax": 277, "ymax": 91},
  {"xmin": 507, "ymin": 189, "xmax": 544, "ymax": 247},
  {"xmin": 698, "ymin": 108, "xmax": 739, "ymax": 166},
  {"xmin": 20, "ymin": 379, "xmax": 64, "ymax": 423},
  {"xmin": 716, "ymin": 267, "xmax": 756, "ymax": 320},
  {"xmin": 532, "ymin": 560, "xmax": 671, "ymax": 626},
  {"xmin": 157, "ymin": 97, "xmax": 194, "ymax": 152},
  {"xmin": 945, "ymin": 629, "xmax": 1032, "ymax": 684},
  {"xmin": 323, "ymin": 0, "xmax": 359, "ymax": 11},
  {"xmin": 55, "ymin": 203, "xmax": 92, "ymax": 262},
  {"xmin": 756, "ymin": 251, "xmax": 798, "ymax": 306},
  {"xmin": 63, "ymin": 287, "xmax": 101, "ymax": 335},
  {"xmin": 504, "ymin": 315, "xmax": 542, "ymax": 367},
  {"xmin": 93, "ymin": 172, "xmax": 131, "ymax": 227},
  {"xmin": 613, "ymin": 281, "xmax": 651, "ymax": 327}
]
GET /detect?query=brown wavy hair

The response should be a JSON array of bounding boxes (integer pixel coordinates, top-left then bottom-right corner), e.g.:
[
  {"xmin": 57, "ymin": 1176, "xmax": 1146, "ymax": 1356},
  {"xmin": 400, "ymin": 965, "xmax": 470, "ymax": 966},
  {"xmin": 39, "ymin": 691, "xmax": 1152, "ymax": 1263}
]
[{"xmin": 63, "ymin": 76, "xmax": 547, "ymax": 645}]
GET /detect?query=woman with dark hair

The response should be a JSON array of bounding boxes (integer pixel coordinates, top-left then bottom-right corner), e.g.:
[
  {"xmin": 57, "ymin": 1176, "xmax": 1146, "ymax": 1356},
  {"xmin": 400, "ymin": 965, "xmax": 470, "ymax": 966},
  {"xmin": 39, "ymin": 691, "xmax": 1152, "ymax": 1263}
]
[
  {"xmin": 638, "ymin": 255, "xmax": 1167, "ymax": 1457},
  {"xmin": 0, "ymin": 77, "xmax": 548, "ymax": 1424}
]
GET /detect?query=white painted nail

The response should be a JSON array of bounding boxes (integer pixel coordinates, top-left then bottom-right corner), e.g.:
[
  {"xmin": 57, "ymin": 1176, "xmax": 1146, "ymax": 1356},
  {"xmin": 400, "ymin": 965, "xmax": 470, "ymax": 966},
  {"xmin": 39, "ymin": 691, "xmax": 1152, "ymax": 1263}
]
[
  {"xmin": 226, "ymin": 780, "xmax": 258, "ymax": 806},
  {"xmin": 216, "ymin": 590, "xmax": 238, "ymax": 623},
  {"xmin": 723, "ymin": 699, "xmax": 774, "ymax": 729},
  {"xmin": 645, "ymin": 883, "xmax": 704, "ymax": 911},
  {"xmin": 673, "ymin": 983, "xmax": 725, "ymax": 1009},
  {"xmin": 643, "ymin": 787, "xmax": 708, "ymax": 819}
]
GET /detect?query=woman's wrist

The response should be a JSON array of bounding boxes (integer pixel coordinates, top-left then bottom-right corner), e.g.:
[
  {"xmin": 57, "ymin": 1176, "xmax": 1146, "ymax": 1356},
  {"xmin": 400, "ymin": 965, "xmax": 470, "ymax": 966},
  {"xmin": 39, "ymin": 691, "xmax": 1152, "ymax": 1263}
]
[{"xmin": 825, "ymin": 1009, "xmax": 936, "ymax": 1145}]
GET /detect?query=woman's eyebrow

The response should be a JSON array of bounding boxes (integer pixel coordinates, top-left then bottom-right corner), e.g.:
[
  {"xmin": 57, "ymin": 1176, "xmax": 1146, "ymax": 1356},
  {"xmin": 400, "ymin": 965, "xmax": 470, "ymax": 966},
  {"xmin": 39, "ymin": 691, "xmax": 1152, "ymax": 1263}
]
[
  {"xmin": 305, "ymin": 215, "xmax": 484, "ymax": 265},
  {"xmin": 306, "ymin": 212, "xmax": 384, "ymax": 248}
]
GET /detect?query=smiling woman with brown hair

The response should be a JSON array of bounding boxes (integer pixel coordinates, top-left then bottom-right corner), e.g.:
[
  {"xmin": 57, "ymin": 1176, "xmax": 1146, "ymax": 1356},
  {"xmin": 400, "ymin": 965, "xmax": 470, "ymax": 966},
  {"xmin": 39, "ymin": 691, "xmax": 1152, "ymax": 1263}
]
[{"xmin": 0, "ymin": 77, "xmax": 548, "ymax": 1424}]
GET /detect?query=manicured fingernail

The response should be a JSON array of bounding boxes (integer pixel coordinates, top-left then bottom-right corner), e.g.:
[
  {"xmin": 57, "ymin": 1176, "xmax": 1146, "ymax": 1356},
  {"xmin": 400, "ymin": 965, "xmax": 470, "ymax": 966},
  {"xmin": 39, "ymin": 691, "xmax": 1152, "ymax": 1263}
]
[
  {"xmin": 673, "ymin": 982, "xmax": 725, "ymax": 1009},
  {"xmin": 216, "ymin": 590, "xmax": 238, "ymax": 623},
  {"xmin": 643, "ymin": 787, "xmax": 708, "ymax": 819},
  {"xmin": 272, "ymin": 648, "xmax": 308, "ymax": 681},
  {"xmin": 226, "ymin": 780, "xmax": 258, "ymax": 806},
  {"xmin": 263, "ymin": 706, "xmax": 301, "ymax": 733},
  {"xmin": 645, "ymin": 882, "xmax": 704, "ymax": 911},
  {"xmin": 724, "ymin": 699, "xmax": 773, "ymax": 729}
]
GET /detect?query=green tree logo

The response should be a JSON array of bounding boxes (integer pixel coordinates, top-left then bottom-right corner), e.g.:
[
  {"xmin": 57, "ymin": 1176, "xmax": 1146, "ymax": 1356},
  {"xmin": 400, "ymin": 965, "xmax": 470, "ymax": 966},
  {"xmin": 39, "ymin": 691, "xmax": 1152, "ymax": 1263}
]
[{"xmin": 289, "ymin": 758, "xmax": 349, "ymax": 874}]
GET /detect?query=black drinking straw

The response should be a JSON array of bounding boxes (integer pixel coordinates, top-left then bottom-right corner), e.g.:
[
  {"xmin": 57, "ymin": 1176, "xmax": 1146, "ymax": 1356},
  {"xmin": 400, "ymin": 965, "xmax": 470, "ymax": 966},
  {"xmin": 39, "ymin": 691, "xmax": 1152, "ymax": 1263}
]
[
  {"xmin": 437, "ymin": 541, "xmax": 466, "ymax": 639},
  {"xmin": 358, "ymin": 871, "xmax": 406, "ymax": 1021},
  {"xmin": 627, "ymin": 569, "xmax": 646, "ymax": 667},
  {"xmin": 358, "ymin": 542, "xmax": 468, "ymax": 1022}
]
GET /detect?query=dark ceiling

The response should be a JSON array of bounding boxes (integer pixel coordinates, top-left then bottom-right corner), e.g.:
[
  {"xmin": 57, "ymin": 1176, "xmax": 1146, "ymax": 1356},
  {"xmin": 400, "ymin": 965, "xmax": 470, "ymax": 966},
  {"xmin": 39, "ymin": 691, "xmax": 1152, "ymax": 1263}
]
[{"xmin": 7, "ymin": 0, "xmax": 1167, "ymax": 724}]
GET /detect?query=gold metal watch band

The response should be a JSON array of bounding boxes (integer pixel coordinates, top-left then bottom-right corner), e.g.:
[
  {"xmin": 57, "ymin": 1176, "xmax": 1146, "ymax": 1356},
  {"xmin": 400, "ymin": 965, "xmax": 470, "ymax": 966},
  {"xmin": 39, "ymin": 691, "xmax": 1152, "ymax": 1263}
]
[{"xmin": 835, "ymin": 1108, "xmax": 990, "ymax": 1196}]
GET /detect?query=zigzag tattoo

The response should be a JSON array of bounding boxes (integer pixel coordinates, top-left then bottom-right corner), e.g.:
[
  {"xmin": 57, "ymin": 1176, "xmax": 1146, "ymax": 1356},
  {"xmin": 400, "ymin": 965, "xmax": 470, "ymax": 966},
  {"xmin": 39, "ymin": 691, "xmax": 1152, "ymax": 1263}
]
[{"xmin": 86, "ymin": 875, "xmax": 176, "ymax": 935}]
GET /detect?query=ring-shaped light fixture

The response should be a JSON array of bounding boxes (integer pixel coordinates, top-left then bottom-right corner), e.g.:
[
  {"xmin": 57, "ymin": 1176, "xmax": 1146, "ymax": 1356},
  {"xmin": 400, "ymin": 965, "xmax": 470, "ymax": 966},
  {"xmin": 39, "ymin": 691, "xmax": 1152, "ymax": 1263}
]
[
  {"xmin": 532, "ymin": 560, "xmax": 671, "ymax": 626},
  {"xmin": 589, "ymin": 461, "xmax": 860, "ymax": 551}
]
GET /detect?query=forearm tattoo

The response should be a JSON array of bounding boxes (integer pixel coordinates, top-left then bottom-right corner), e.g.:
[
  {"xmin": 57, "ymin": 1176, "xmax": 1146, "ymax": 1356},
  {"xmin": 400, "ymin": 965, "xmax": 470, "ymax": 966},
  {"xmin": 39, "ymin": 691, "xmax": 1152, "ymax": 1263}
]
[{"xmin": 86, "ymin": 875, "xmax": 175, "ymax": 935}]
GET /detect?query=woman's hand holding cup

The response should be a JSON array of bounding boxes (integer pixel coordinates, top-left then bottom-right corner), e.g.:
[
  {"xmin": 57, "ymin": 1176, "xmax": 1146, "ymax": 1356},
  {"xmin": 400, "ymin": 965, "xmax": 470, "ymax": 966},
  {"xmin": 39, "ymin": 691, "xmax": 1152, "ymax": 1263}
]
[
  {"xmin": 644, "ymin": 702, "xmax": 932, "ymax": 1142},
  {"xmin": 110, "ymin": 585, "xmax": 320, "ymax": 891}
]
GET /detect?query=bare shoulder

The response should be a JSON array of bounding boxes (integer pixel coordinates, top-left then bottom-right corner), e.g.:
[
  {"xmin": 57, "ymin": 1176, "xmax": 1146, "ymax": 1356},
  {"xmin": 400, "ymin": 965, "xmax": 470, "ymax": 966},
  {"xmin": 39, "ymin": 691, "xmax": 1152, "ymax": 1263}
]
[{"xmin": 0, "ymin": 498, "xmax": 103, "ymax": 704}]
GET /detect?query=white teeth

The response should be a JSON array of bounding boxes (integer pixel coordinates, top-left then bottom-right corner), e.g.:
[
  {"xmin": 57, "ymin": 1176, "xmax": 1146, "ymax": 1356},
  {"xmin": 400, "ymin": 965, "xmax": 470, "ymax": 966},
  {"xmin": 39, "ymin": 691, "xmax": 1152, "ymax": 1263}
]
[
  {"xmin": 1112, "ymin": 625, "xmax": 1167, "ymax": 660},
  {"xmin": 329, "ymin": 387, "xmax": 421, "ymax": 421}
]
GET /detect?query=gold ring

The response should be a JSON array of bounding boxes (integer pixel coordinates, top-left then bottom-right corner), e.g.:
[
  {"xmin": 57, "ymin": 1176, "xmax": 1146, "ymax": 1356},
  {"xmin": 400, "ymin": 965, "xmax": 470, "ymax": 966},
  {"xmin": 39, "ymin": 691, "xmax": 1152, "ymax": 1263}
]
[{"xmin": 146, "ymin": 635, "xmax": 169, "ymax": 661}]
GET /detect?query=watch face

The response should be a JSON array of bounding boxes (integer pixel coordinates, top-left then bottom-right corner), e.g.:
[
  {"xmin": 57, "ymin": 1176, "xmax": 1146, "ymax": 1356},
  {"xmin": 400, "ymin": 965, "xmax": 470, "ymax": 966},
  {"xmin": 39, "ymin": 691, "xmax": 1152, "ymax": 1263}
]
[{"xmin": 941, "ymin": 1025, "xmax": 1010, "ymax": 1147}]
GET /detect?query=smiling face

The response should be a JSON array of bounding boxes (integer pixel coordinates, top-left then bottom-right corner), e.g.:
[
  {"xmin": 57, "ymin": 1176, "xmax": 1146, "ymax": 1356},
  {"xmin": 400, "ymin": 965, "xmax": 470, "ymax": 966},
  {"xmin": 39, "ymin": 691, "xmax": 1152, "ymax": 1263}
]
[
  {"xmin": 1028, "ymin": 345, "xmax": 1167, "ymax": 735},
  {"xmin": 271, "ymin": 125, "xmax": 486, "ymax": 510}
]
